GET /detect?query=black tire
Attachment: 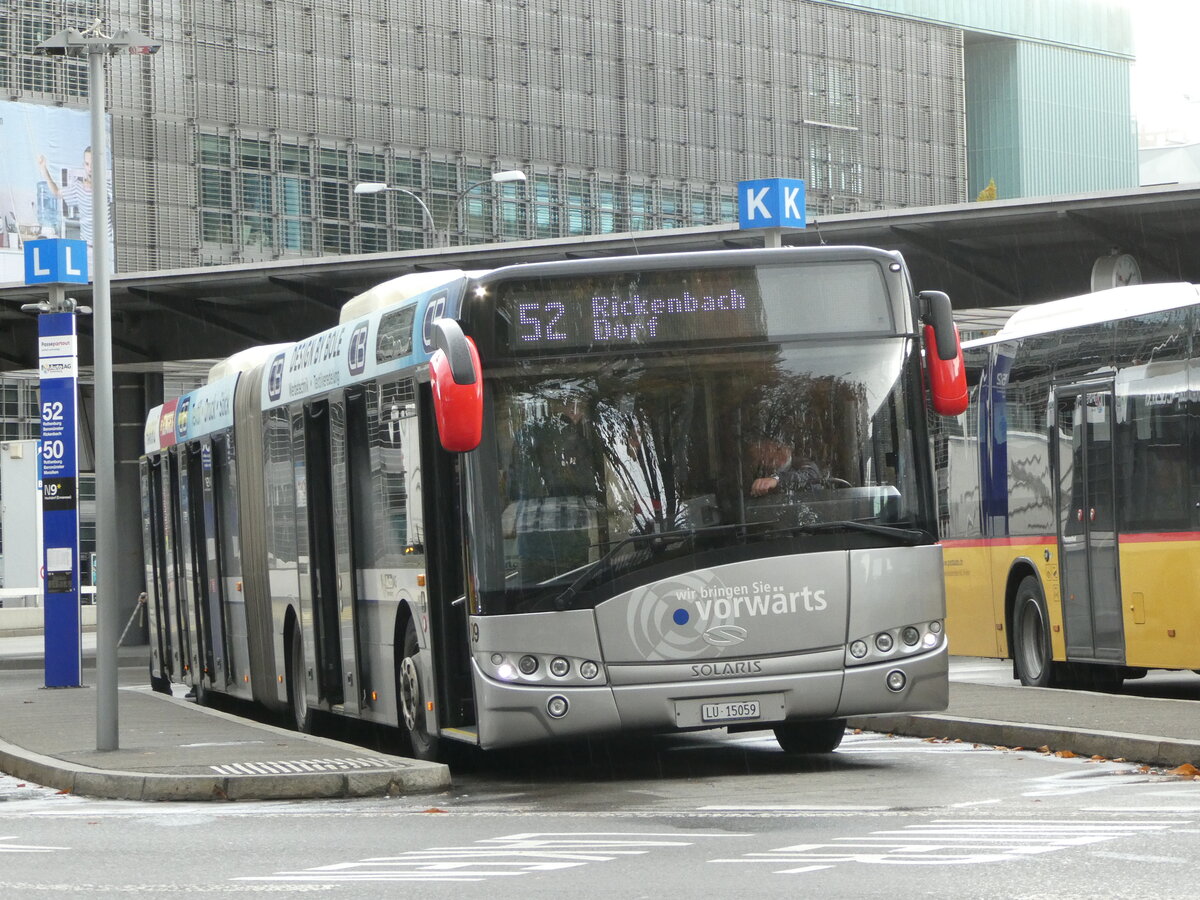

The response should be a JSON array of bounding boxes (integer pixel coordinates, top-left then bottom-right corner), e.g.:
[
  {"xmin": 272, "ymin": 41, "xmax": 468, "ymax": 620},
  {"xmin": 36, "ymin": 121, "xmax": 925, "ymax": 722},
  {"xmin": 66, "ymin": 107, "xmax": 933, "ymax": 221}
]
[
  {"xmin": 1013, "ymin": 575, "xmax": 1056, "ymax": 688},
  {"xmin": 288, "ymin": 625, "xmax": 314, "ymax": 733},
  {"xmin": 149, "ymin": 668, "xmax": 172, "ymax": 696},
  {"xmin": 397, "ymin": 619, "xmax": 440, "ymax": 761},
  {"xmin": 773, "ymin": 718, "xmax": 846, "ymax": 754}
]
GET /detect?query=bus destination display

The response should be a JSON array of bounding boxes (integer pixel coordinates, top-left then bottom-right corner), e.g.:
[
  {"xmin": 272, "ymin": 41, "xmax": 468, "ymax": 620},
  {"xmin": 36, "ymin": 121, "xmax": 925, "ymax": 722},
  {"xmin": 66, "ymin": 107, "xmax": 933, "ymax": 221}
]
[{"xmin": 499, "ymin": 269, "xmax": 768, "ymax": 352}]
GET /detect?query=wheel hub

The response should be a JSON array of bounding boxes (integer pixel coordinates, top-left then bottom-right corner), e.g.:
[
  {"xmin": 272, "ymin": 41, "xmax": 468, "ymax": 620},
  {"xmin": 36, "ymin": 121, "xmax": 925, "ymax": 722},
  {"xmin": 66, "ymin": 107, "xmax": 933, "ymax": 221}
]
[{"xmin": 399, "ymin": 656, "xmax": 421, "ymax": 731}]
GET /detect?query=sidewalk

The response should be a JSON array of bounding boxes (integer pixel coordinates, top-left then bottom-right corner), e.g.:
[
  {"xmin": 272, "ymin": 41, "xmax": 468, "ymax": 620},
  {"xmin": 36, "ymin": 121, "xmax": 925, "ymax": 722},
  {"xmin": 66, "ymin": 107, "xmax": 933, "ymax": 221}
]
[
  {"xmin": 850, "ymin": 679, "xmax": 1200, "ymax": 769},
  {"xmin": 0, "ymin": 638, "xmax": 449, "ymax": 801}
]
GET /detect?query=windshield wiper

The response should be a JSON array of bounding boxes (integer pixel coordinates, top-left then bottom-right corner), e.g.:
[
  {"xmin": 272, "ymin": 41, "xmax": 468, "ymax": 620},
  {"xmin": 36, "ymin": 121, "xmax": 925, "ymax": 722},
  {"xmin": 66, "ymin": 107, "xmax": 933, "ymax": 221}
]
[
  {"xmin": 775, "ymin": 519, "xmax": 932, "ymax": 543},
  {"xmin": 553, "ymin": 520, "xmax": 778, "ymax": 608}
]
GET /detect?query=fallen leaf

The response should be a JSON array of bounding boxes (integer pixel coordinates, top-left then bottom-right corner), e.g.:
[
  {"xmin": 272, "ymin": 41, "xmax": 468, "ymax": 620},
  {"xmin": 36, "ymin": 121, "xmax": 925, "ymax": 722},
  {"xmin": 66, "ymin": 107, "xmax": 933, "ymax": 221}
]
[
  {"xmin": 423, "ymin": 807, "xmax": 449, "ymax": 814},
  {"xmin": 1054, "ymin": 750, "xmax": 1077, "ymax": 759},
  {"xmin": 1168, "ymin": 763, "xmax": 1200, "ymax": 778},
  {"xmin": 1037, "ymin": 746, "xmax": 1050, "ymax": 754}
]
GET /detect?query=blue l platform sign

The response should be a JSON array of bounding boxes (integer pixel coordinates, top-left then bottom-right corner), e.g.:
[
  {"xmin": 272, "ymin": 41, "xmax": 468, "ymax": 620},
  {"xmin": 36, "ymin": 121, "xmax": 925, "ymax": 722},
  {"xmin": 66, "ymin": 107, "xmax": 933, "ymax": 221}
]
[
  {"xmin": 738, "ymin": 178, "xmax": 807, "ymax": 230},
  {"xmin": 25, "ymin": 239, "xmax": 86, "ymax": 688},
  {"xmin": 24, "ymin": 238, "xmax": 89, "ymax": 286}
]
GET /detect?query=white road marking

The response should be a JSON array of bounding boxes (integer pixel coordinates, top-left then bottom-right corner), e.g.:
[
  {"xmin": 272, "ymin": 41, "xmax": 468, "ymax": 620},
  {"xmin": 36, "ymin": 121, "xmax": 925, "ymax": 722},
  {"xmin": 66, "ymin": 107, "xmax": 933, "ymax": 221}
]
[
  {"xmin": 235, "ymin": 831, "xmax": 747, "ymax": 885},
  {"xmin": 700, "ymin": 811, "xmax": 897, "ymax": 816},
  {"xmin": 1090, "ymin": 851, "xmax": 1188, "ymax": 864},
  {"xmin": 0, "ymin": 835, "xmax": 69, "ymax": 853},
  {"xmin": 711, "ymin": 819, "xmax": 1182, "ymax": 871}
]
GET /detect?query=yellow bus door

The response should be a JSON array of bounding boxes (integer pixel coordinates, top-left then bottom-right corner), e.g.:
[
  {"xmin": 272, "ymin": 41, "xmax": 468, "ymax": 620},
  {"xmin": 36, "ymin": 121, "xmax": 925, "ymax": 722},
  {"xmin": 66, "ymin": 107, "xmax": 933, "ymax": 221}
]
[{"xmin": 1054, "ymin": 385, "xmax": 1124, "ymax": 664}]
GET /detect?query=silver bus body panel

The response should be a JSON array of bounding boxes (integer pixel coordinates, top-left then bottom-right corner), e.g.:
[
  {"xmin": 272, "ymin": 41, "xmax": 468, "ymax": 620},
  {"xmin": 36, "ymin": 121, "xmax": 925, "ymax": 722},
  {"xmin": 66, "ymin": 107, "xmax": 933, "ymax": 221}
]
[
  {"xmin": 471, "ymin": 547, "xmax": 948, "ymax": 749},
  {"xmin": 593, "ymin": 554, "xmax": 849, "ymax": 663},
  {"xmin": 847, "ymin": 544, "xmax": 946, "ymax": 640}
]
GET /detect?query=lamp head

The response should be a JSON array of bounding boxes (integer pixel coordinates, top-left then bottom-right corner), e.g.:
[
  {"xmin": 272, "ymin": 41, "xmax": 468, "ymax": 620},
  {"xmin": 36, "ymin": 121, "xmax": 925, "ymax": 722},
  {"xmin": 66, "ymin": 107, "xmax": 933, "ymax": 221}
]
[
  {"xmin": 354, "ymin": 182, "xmax": 388, "ymax": 195},
  {"xmin": 490, "ymin": 170, "xmax": 526, "ymax": 184},
  {"xmin": 36, "ymin": 28, "xmax": 86, "ymax": 57},
  {"xmin": 111, "ymin": 29, "xmax": 162, "ymax": 54}
]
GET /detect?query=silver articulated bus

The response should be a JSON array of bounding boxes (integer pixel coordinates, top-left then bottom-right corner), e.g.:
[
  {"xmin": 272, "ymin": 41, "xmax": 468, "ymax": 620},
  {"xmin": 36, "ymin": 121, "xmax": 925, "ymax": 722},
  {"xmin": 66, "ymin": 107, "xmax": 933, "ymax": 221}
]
[{"xmin": 140, "ymin": 246, "xmax": 965, "ymax": 759}]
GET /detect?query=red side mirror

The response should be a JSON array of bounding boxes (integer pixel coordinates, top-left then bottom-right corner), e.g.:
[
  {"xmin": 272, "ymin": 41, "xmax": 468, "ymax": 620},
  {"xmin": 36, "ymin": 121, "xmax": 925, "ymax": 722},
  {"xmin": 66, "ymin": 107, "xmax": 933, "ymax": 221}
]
[
  {"xmin": 924, "ymin": 323, "xmax": 968, "ymax": 416},
  {"xmin": 429, "ymin": 323, "xmax": 483, "ymax": 452}
]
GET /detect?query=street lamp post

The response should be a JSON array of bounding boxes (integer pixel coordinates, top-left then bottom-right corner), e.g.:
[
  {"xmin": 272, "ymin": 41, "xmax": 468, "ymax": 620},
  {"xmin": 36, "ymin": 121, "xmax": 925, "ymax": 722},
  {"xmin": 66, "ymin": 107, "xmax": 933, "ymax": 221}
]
[
  {"xmin": 37, "ymin": 20, "xmax": 161, "ymax": 752},
  {"xmin": 354, "ymin": 169, "xmax": 526, "ymax": 247}
]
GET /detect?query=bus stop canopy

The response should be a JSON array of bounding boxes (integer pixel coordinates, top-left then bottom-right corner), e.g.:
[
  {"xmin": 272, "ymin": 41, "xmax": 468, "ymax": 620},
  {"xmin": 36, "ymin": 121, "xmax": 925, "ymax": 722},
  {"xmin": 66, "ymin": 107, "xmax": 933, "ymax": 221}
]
[{"xmin": 1, "ymin": 182, "xmax": 1198, "ymax": 373}]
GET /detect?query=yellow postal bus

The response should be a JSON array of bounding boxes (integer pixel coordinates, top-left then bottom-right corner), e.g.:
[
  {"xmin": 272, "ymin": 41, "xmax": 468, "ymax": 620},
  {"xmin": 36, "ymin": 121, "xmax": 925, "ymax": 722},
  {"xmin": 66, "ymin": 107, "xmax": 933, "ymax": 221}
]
[{"xmin": 935, "ymin": 282, "xmax": 1200, "ymax": 688}]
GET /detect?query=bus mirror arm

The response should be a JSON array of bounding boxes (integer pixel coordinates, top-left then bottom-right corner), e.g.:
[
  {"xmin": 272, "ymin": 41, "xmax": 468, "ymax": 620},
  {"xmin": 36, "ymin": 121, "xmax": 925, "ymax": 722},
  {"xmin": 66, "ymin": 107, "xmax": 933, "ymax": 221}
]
[
  {"xmin": 432, "ymin": 318, "xmax": 478, "ymax": 385},
  {"xmin": 917, "ymin": 290, "xmax": 958, "ymax": 361}
]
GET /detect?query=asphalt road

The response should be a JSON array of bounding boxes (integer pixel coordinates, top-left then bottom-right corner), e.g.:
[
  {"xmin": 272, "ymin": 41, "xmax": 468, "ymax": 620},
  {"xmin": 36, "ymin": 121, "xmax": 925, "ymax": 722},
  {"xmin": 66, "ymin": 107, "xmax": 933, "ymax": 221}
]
[{"xmin": 3, "ymin": 714, "xmax": 1200, "ymax": 898}]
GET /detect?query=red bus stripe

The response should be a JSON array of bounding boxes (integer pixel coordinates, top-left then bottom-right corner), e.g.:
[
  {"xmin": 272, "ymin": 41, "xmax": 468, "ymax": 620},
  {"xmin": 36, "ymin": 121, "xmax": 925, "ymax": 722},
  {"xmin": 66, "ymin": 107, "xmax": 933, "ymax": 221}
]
[
  {"xmin": 941, "ymin": 533, "xmax": 1200, "ymax": 548},
  {"xmin": 940, "ymin": 536, "xmax": 1056, "ymax": 549}
]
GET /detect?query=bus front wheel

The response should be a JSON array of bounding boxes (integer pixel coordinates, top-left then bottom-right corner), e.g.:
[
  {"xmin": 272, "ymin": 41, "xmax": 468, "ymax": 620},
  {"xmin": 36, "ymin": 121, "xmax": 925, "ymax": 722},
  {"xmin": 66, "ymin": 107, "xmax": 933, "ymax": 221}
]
[
  {"xmin": 773, "ymin": 718, "xmax": 846, "ymax": 754},
  {"xmin": 1013, "ymin": 576, "xmax": 1056, "ymax": 688},
  {"xmin": 398, "ymin": 620, "xmax": 440, "ymax": 761}
]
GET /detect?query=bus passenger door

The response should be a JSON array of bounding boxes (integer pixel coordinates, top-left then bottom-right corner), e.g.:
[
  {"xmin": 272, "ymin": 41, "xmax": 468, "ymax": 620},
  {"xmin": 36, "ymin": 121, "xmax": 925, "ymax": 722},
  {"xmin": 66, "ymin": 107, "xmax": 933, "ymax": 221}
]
[
  {"xmin": 329, "ymin": 399, "xmax": 361, "ymax": 714},
  {"xmin": 1054, "ymin": 385, "xmax": 1124, "ymax": 663},
  {"xmin": 299, "ymin": 401, "xmax": 345, "ymax": 707},
  {"xmin": 169, "ymin": 448, "xmax": 198, "ymax": 683},
  {"xmin": 419, "ymin": 384, "xmax": 472, "ymax": 730},
  {"xmin": 140, "ymin": 457, "xmax": 170, "ymax": 684}
]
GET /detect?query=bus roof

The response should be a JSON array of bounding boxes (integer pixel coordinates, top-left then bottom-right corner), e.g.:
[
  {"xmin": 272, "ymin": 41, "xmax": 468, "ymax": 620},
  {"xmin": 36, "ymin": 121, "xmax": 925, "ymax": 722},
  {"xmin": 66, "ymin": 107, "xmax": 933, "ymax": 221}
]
[
  {"xmin": 975, "ymin": 282, "xmax": 1200, "ymax": 346},
  {"xmin": 338, "ymin": 269, "xmax": 478, "ymax": 323}
]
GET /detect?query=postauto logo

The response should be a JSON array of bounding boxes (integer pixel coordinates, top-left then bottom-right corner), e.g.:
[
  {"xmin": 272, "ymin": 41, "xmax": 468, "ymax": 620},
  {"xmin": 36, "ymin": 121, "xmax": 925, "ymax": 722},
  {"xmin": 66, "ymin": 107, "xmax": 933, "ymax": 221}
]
[{"xmin": 627, "ymin": 572, "xmax": 827, "ymax": 661}]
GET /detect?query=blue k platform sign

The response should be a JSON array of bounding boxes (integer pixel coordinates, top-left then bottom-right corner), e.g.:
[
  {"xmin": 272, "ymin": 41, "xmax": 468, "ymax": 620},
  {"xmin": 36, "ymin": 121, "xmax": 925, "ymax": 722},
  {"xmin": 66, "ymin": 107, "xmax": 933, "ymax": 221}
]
[
  {"xmin": 738, "ymin": 178, "xmax": 807, "ymax": 231},
  {"xmin": 24, "ymin": 238, "xmax": 89, "ymax": 286}
]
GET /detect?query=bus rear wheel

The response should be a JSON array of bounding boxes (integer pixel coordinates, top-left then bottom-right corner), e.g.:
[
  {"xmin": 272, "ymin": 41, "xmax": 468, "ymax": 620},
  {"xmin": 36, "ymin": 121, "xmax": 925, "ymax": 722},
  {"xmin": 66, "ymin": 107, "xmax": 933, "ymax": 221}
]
[
  {"xmin": 288, "ymin": 625, "xmax": 314, "ymax": 733},
  {"xmin": 773, "ymin": 718, "xmax": 846, "ymax": 754},
  {"xmin": 398, "ymin": 620, "xmax": 440, "ymax": 761},
  {"xmin": 1013, "ymin": 576, "xmax": 1056, "ymax": 688}
]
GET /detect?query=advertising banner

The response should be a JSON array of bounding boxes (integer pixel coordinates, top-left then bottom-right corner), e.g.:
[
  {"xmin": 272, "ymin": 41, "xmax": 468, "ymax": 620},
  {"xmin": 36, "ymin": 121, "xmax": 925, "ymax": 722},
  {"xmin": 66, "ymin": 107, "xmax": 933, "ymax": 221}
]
[{"xmin": 0, "ymin": 100, "xmax": 112, "ymax": 284}]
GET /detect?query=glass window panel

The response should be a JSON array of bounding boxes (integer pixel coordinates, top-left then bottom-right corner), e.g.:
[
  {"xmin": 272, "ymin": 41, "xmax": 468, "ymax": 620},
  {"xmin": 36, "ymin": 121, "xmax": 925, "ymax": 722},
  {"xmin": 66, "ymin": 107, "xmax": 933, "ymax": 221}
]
[
  {"xmin": 239, "ymin": 138, "xmax": 271, "ymax": 170},
  {"xmin": 319, "ymin": 181, "xmax": 349, "ymax": 219},
  {"xmin": 279, "ymin": 176, "xmax": 311, "ymax": 216},
  {"xmin": 199, "ymin": 169, "xmax": 232, "ymax": 208},
  {"xmin": 240, "ymin": 172, "xmax": 273, "ymax": 212},
  {"xmin": 356, "ymin": 151, "xmax": 386, "ymax": 182},
  {"xmin": 201, "ymin": 210, "xmax": 233, "ymax": 243},
  {"xmin": 279, "ymin": 144, "xmax": 310, "ymax": 175},
  {"xmin": 318, "ymin": 148, "xmax": 349, "ymax": 179}
]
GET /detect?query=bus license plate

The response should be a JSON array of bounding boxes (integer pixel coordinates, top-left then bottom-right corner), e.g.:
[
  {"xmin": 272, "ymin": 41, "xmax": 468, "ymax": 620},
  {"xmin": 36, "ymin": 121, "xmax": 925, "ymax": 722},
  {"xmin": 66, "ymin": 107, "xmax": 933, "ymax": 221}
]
[{"xmin": 701, "ymin": 700, "xmax": 761, "ymax": 722}]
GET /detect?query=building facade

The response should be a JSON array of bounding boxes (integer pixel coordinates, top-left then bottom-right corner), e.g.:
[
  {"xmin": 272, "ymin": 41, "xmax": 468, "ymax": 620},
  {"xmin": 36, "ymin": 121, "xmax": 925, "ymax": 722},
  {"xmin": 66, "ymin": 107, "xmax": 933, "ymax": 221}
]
[{"xmin": 1, "ymin": 0, "xmax": 1133, "ymax": 273}]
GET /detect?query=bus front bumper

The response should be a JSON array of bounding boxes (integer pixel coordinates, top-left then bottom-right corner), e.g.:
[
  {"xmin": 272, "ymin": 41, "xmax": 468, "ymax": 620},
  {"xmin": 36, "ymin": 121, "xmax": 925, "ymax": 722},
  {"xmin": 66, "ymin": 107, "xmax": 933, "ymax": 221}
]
[{"xmin": 471, "ymin": 640, "xmax": 948, "ymax": 750}]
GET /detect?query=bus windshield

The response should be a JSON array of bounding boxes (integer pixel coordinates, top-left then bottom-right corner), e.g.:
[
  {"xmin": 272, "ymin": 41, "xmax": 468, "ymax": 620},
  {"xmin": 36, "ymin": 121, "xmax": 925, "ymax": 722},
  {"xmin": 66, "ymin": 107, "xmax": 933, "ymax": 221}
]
[{"xmin": 473, "ymin": 337, "xmax": 930, "ymax": 614}]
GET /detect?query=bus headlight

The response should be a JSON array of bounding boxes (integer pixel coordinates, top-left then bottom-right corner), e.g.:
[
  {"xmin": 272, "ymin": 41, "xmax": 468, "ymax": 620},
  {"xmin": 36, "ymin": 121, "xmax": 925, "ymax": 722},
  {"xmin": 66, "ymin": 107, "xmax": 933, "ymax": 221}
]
[
  {"xmin": 518, "ymin": 655, "xmax": 539, "ymax": 675},
  {"xmin": 547, "ymin": 695, "xmax": 569, "ymax": 718},
  {"xmin": 849, "ymin": 640, "xmax": 868, "ymax": 659},
  {"xmin": 901, "ymin": 626, "xmax": 921, "ymax": 646},
  {"xmin": 875, "ymin": 632, "xmax": 894, "ymax": 653},
  {"xmin": 886, "ymin": 669, "xmax": 907, "ymax": 692},
  {"xmin": 579, "ymin": 660, "xmax": 599, "ymax": 680},
  {"xmin": 549, "ymin": 657, "xmax": 571, "ymax": 677}
]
